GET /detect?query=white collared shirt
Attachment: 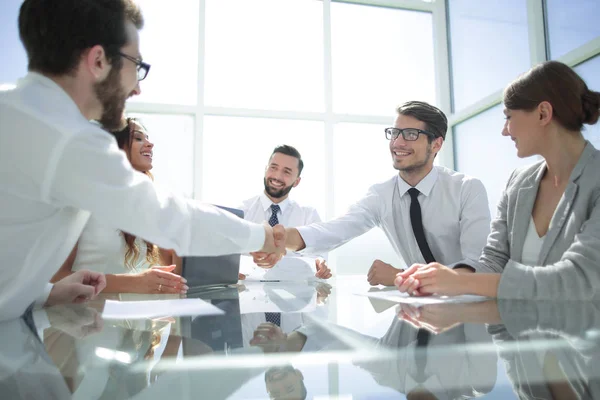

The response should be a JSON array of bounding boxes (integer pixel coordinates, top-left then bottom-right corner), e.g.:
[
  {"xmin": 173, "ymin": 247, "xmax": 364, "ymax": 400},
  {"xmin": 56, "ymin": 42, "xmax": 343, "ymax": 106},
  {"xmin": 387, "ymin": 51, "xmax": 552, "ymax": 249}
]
[
  {"xmin": 297, "ymin": 166, "xmax": 491, "ymax": 267},
  {"xmin": 0, "ymin": 73, "xmax": 265, "ymax": 321},
  {"xmin": 240, "ymin": 193, "xmax": 327, "ymax": 277},
  {"xmin": 241, "ymin": 193, "xmax": 322, "ymax": 229}
]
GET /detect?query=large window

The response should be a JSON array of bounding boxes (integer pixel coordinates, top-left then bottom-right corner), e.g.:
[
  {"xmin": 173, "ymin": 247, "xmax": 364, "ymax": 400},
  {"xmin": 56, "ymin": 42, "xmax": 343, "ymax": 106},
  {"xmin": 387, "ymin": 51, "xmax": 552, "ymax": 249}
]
[
  {"xmin": 453, "ymin": 105, "xmax": 535, "ymax": 215},
  {"xmin": 0, "ymin": 1, "xmax": 461, "ymax": 275},
  {"xmin": 449, "ymin": 0, "xmax": 600, "ymax": 216},
  {"xmin": 545, "ymin": 0, "xmax": 600, "ymax": 59},
  {"xmin": 205, "ymin": 0, "xmax": 324, "ymax": 112},
  {"xmin": 132, "ymin": 0, "xmax": 200, "ymax": 105},
  {"xmin": 331, "ymin": 3, "xmax": 435, "ymax": 115},
  {"xmin": 447, "ymin": 0, "xmax": 530, "ymax": 111}
]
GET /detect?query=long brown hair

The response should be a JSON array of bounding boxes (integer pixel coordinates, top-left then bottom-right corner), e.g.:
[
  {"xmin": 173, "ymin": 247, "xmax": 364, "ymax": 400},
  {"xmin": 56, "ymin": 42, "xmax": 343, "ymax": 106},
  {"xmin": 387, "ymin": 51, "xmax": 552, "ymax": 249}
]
[{"xmin": 110, "ymin": 117, "xmax": 160, "ymax": 270}]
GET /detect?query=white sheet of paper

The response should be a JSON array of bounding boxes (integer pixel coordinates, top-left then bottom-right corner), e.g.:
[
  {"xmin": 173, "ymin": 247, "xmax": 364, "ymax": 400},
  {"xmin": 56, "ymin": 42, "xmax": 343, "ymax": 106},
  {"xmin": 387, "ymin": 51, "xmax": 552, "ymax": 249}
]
[
  {"xmin": 102, "ymin": 299, "xmax": 224, "ymax": 320},
  {"xmin": 354, "ymin": 289, "xmax": 488, "ymax": 306},
  {"xmin": 240, "ymin": 255, "xmax": 321, "ymax": 282}
]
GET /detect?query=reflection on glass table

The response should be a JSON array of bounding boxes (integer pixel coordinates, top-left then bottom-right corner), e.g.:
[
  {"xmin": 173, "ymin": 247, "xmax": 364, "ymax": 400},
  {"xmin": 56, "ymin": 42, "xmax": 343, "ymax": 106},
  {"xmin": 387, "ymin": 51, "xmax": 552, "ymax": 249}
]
[{"xmin": 3, "ymin": 277, "xmax": 600, "ymax": 399}]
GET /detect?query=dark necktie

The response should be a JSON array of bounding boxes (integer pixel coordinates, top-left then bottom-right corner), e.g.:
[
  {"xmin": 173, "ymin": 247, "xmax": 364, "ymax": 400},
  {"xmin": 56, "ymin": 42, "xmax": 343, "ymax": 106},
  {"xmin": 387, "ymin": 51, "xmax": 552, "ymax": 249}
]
[
  {"xmin": 408, "ymin": 188, "xmax": 435, "ymax": 264},
  {"xmin": 407, "ymin": 187, "xmax": 432, "ymax": 381},
  {"xmin": 268, "ymin": 204, "xmax": 280, "ymax": 227},
  {"xmin": 265, "ymin": 312, "xmax": 281, "ymax": 326},
  {"xmin": 265, "ymin": 204, "xmax": 282, "ymax": 325}
]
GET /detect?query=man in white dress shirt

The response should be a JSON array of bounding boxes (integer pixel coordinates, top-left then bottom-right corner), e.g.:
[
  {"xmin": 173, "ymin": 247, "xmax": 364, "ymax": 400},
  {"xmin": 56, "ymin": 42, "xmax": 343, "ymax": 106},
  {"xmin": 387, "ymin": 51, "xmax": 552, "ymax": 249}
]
[
  {"xmin": 278, "ymin": 101, "xmax": 491, "ymax": 286},
  {"xmin": 0, "ymin": 0, "xmax": 284, "ymax": 321},
  {"xmin": 241, "ymin": 145, "xmax": 332, "ymax": 280}
]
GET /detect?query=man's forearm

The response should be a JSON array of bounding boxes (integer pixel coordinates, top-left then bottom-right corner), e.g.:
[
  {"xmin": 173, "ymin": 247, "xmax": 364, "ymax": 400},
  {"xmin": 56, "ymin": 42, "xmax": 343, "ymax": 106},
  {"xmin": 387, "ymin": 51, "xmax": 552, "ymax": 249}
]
[{"xmin": 285, "ymin": 228, "xmax": 306, "ymax": 251}]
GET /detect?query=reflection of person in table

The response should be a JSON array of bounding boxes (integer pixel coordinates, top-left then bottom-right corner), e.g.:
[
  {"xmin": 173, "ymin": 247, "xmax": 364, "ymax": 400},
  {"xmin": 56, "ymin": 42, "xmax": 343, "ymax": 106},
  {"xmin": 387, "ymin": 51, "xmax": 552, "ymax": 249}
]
[
  {"xmin": 0, "ymin": 317, "xmax": 73, "ymax": 399},
  {"xmin": 44, "ymin": 312, "xmax": 180, "ymax": 398},
  {"xmin": 240, "ymin": 281, "xmax": 332, "ymax": 350},
  {"xmin": 264, "ymin": 365, "xmax": 307, "ymax": 400},
  {"xmin": 489, "ymin": 300, "xmax": 600, "ymax": 400},
  {"xmin": 252, "ymin": 311, "xmax": 497, "ymax": 399}
]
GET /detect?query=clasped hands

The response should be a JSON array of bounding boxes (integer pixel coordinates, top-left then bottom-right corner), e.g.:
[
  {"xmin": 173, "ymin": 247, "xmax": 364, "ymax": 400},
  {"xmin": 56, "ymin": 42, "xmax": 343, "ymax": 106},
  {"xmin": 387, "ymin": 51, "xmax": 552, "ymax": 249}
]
[{"xmin": 394, "ymin": 262, "xmax": 464, "ymax": 296}]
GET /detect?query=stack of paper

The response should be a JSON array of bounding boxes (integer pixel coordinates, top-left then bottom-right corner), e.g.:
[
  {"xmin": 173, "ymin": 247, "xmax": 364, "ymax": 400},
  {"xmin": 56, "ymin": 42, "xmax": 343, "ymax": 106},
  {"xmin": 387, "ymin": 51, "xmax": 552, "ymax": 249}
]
[{"xmin": 101, "ymin": 299, "xmax": 224, "ymax": 320}]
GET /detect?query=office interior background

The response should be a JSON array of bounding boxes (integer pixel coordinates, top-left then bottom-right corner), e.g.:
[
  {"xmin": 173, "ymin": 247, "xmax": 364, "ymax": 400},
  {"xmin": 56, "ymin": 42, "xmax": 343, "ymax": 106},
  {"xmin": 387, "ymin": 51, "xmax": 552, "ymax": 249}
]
[{"xmin": 1, "ymin": 0, "xmax": 599, "ymax": 275}]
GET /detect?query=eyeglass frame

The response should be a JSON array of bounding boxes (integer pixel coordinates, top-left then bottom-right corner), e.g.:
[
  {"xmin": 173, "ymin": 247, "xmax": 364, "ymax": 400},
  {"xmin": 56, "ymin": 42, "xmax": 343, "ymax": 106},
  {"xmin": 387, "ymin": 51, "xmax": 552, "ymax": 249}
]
[
  {"xmin": 384, "ymin": 127, "xmax": 438, "ymax": 142},
  {"xmin": 118, "ymin": 52, "xmax": 151, "ymax": 81}
]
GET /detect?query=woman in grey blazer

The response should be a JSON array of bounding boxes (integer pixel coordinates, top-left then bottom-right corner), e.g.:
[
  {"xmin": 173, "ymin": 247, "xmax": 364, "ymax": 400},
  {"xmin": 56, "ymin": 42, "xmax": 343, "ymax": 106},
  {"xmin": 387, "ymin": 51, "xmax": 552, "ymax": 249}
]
[{"xmin": 395, "ymin": 60, "xmax": 600, "ymax": 300}]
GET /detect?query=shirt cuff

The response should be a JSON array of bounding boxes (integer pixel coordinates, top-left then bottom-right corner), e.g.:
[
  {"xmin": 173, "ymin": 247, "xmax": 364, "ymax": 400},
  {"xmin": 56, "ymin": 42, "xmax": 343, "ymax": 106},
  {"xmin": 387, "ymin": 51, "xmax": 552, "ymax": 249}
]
[
  {"xmin": 31, "ymin": 309, "xmax": 51, "ymax": 338},
  {"xmin": 34, "ymin": 283, "xmax": 54, "ymax": 308},
  {"xmin": 243, "ymin": 223, "xmax": 266, "ymax": 253}
]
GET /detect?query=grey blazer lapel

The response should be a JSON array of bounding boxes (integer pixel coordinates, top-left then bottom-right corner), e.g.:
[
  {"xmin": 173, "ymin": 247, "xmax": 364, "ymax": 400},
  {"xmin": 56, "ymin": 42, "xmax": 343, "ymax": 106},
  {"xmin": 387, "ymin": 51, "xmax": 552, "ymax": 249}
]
[
  {"xmin": 537, "ymin": 143, "xmax": 595, "ymax": 264},
  {"xmin": 511, "ymin": 168, "xmax": 543, "ymax": 262},
  {"xmin": 538, "ymin": 182, "xmax": 578, "ymax": 264}
]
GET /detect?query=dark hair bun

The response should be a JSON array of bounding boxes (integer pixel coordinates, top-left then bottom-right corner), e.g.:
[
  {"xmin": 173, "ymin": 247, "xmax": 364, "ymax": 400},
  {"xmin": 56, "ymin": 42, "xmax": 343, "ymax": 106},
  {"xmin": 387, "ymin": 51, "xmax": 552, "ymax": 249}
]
[{"xmin": 582, "ymin": 89, "xmax": 600, "ymax": 125}]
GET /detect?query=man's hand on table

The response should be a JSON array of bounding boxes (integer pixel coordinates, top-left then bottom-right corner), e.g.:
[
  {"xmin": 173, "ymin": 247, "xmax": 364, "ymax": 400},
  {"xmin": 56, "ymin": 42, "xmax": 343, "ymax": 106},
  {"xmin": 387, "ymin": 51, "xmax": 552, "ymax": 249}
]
[{"xmin": 46, "ymin": 269, "xmax": 106, "ymax": 307}]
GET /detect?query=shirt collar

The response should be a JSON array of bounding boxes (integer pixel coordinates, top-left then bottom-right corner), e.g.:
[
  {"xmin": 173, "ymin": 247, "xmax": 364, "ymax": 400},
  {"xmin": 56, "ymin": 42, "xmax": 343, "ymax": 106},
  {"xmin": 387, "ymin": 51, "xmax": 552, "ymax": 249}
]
[
  {"xmin": 397, "ymin": 167, "xmax": 439, "ymax": 197},
  {"xmin": 259, "ymin": 192, "xmax": 290, "ymax": 214},
  {"xmin": 21, "ymin": 72, "xmax": 82, "ymax": 115}
]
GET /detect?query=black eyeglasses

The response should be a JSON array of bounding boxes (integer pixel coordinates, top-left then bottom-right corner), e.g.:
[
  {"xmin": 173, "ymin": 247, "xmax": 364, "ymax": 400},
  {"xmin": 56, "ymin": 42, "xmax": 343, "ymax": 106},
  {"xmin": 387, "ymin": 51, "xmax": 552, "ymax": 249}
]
[
  {"xmin": 118, "ymin": 52, "xmax": 151, "ymax": 81},
  {"xmin": 384, "ymin": 127, "xmax": 436, "ymax": 141}
]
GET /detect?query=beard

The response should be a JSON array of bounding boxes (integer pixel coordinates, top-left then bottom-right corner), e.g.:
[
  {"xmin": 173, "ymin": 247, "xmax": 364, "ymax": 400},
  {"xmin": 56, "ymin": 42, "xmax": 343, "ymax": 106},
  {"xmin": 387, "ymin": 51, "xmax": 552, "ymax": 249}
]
[
  {"xmin": 394, "ymin": 143, "xmax": 433, "ymax": 174},
  {"xmin": 264, "ymin": 177, "xmax": 294, "ymax": 199},
  {"xmin": 94, "ymin": 63, "xmax": 127, "ymax": 131}
]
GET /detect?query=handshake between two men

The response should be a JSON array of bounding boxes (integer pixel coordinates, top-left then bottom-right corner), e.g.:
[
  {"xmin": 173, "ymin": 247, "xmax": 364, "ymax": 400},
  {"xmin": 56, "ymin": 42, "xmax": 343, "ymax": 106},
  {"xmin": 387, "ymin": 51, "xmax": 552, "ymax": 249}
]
[{"xmin": 250, "ymin": 225, "xmax": 332, "ymax": 280}]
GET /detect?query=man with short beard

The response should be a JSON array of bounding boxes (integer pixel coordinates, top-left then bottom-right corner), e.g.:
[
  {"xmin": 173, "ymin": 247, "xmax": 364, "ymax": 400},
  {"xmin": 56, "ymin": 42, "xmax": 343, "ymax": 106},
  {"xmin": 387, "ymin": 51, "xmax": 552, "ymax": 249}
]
[
  {"xmin": 0, "ymin": 0, "xmax": 285, "ymax": 322},
  {"xmin": 240, "ymin": 145, "xmax": 331, "ymax": 280},
  {"xmin": 277, "ymin": 101, "xmax": 491, "ymax": 287}
]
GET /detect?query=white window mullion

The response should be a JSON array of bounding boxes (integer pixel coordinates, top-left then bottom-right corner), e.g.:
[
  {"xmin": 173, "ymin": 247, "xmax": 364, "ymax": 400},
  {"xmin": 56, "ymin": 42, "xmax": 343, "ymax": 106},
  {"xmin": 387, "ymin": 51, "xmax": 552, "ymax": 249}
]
[
  {"xmin": 194, "ymin": 0, "xmax": 207, "ymax": 201},
  {"xmin": 527, "ymin": 0, "xmax": 548, "ymax": 66},
  {"xmin": 432, "ymin": 0, "xmax": 454, "ymax": 169},
  {"xmin": 323, "ymin": 0, "xmax": 336, "ymax": 223}
]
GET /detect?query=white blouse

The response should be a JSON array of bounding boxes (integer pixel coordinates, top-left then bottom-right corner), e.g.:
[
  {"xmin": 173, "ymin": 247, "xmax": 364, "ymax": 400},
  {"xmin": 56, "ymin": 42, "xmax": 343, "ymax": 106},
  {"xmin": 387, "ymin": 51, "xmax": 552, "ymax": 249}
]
[
  {"xmin": 521, "ymin": 217, "xmax": 545, "ymax": 266},
  {"xmin": 72, "ymin": 216, "xmax": 152, "ymax": 275}
]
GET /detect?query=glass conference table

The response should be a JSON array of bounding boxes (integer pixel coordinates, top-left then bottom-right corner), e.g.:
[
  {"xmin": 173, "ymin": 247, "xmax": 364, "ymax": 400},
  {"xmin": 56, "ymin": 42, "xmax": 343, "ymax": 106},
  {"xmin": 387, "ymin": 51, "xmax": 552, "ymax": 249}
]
[{"xmin": 2, "ymin": 275, "xmax": 599, "ymax": 399}]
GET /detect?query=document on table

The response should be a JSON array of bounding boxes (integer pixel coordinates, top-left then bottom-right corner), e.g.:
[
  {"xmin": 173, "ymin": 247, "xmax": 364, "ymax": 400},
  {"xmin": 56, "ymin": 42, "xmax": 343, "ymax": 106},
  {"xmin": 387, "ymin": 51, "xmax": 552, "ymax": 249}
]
[
  {"xmin": 240, "ymin": 255, "xmax": 322, "ymax": 282},
  {"xmin": 354, "ymin": 288, "xmax": 488, "ymax": 306},
  {"xmin": 102, "ymin": 299, "xmax": 225, "ymax": 320}
]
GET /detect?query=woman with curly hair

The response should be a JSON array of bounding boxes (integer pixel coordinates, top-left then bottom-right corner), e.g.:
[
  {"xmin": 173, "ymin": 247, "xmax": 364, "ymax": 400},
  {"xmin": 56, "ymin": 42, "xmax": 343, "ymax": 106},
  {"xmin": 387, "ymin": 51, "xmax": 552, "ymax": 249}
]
[{"xmin": 51, "ymin": 117, "xmax": 187, "ymax": 295}]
